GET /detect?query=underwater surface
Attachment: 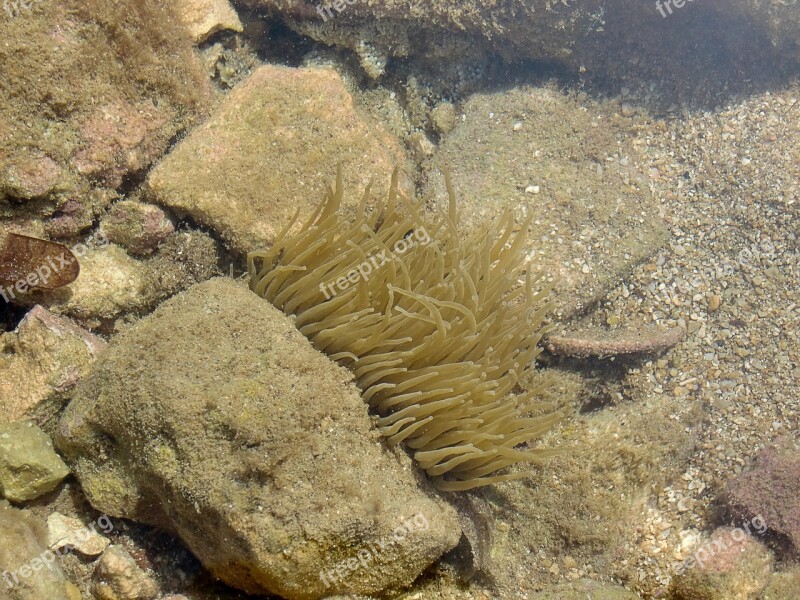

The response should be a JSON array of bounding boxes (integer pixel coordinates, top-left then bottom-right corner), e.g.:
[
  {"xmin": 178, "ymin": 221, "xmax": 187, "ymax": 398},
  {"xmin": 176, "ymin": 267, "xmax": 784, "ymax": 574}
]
[{"xmin": 0, "ymin": 1, "xmax": 799, "ymax": 599}]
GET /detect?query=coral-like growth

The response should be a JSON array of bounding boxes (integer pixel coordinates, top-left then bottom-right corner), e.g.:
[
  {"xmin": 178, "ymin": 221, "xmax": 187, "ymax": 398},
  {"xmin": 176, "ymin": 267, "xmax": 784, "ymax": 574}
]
[{"xmin": 248, "ymin": 168, "xmax": 561, "ymax": 491}]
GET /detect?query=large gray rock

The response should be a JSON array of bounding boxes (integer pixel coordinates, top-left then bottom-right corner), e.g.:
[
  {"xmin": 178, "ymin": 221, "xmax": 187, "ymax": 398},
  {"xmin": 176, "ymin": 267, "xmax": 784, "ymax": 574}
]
[{"xmin": 55, "ymin": 278, "xmax": 460, "ymax": 600}]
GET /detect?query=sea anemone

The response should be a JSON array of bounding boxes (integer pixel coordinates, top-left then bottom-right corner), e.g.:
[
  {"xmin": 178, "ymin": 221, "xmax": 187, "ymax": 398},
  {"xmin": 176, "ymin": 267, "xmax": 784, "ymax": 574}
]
[{"xmin": 248, "ymin": 168, "xmax": 562, "ymax": 491}]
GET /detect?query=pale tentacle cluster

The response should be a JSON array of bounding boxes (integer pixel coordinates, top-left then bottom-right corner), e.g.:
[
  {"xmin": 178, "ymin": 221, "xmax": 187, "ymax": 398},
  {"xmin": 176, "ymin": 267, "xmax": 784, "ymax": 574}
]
[{"xmin": 248, "ymin": 168, "xmax": 561, "ymax": 491}]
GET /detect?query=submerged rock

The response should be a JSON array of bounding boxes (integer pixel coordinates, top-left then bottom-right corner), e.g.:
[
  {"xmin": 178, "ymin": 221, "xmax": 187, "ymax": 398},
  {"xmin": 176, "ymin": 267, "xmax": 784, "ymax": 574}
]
[
  {"xmin": 56, "ymin": 278, "xmax": 460, "ymax": 599},
  {"xmin": 243, "ymin": 0, "xmax": 800, "ymax": 78},
  {"xmin": 99, "ymin": 200, "xmax": 175, "ymax": 257},
  {"xmin": 0, "ymin": 420, "xmax": 70, "ymax": 502},
  {"xmin": 47, "ymin": 512, "xmax": 110, "ymax": 558},
  {"xmin": 725, "ymin": 436, "xmax": 800, "ymax": 553},
  {"xmin": 0, "ymin": 306, "xmax": 106, "ymax": 423},
  {"xmin": 0, "ymin": 0, "xmax": 212, "ymax": 222},
  {"xmin": 146, "ymin": 65, "xmax": 409, "ymax": 255},
  {"xmin": 425, "ymin": 86, "xmax": 668, "ymax": 318},
  {"xmin": 668, "ymin": 526, "xmax": 773, "ymax": 600},
  {"xmin": 91, "ymin": 545, "xmax": 159, "ymax": 600},
  {"xmin": 173, "ymin": 0, "xmax": 243, "ymax": 43},
  {"xmin": 0, "ymin": 503, "xmax": 79, "ymax": 600}
]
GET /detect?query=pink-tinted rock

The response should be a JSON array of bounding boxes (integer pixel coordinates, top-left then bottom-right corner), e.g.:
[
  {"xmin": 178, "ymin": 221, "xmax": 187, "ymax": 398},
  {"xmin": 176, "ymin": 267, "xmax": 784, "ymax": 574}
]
[
  {"xmin": 99, "ymin": 200, "xmax": 175, "ymax": 256},
  {"xmin": 45, "ymin": 198, "xmax": 94, "ymax": 238},
  {"xmin": 669, "ymin": 526, "xmax": 773, "ymax": 600},
  {"xmin": 0, "ymin": 0, "xmax": 213, "ymax": 215},
  {"xmin": 72, "ymin": 98, "xmax": 173, "ymax": 189},
  {"xmin": 725, "ymin": 437, "xmax": 800, "ymax": 552},
  {"xmin": 3, "ymin": 155, "xmax": 63, "ymax": 199},
  {"xmin": 46, "ymin": 190, "xmax": 119, "ymax": 239}
]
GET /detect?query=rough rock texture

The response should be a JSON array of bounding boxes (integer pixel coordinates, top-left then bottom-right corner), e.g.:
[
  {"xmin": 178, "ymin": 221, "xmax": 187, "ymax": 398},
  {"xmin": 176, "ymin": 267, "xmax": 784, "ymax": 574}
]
[
  {"xmin": 99, "ymin": 201, "xmax": 175, "ymax": 256},
  {"xmin": 531, "ymin": 580, "xmax": 641, "ymax": 599},
  {"xmin": 0, "ymin": 420, "xmax": 70, "ymax": 502},
  {"xmin": 725, "ymin": 436, "xmax": 800, "ymax": 552},
  {"xmin": 146, "ymin": 65, "xmax": 409, "ymax": 255},
  {"xmin": 490, "ymin": 390, "xmax": 700, "ymax": 595},
  {"xmin": 29, "ymin": 231, "xmax": 221, "ymax": 329},
  {"xmin": 243, "ymin": 0, "xmax": 800, "ymax": 83},
  {"xmin": 0, "ymin": 306, "xmax": 106, "ymax": 422},
  {"xmin": 668, "ymin": 526, "xmax": 773, "ymax": 600},
  {"xmin": 424, "ymin": 86, "xmax": 668, "ymax": 318},
  {"xmin": 91, "ymin": 546, "xmax": 159, "ymax": 600},
  {"xmin": 37, "ymin": 243, "xmax": 156, "ymax": 324},
  {"xmin": 761, "ymin": 567, "xmax": 800, "ymax": 600},
  {"xmin": 0, "ymin": 503, "xmax": 79, "ymax": 600},
  {"xmin": 0, "ymin": 0, "xmax": 212, "ymax": 222},
  {"xmin": 55, "ymin": 278, "xmax": 461, "ymax": 599},
  {"xmin": 173, "ymin": 0, "xmax": 243, "ymax": 43}
]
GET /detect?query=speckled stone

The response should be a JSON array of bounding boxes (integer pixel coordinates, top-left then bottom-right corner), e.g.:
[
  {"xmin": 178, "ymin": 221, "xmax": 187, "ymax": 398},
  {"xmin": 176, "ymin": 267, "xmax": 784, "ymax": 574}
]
[{"xmin": 0, "ymin": 420, "xmax": 69, "ymax": 502}]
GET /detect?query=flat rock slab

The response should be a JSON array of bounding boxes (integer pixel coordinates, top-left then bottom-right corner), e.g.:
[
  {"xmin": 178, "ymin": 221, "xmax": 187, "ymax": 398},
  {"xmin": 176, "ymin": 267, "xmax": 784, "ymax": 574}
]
[
  {"xmin": 55, "ymin": 278, "xmax": 460, "ymax": 600},
  {"xmin": 425, "ymin": 86, "xmax": 668, "ymax": 319},
  {"xmin": 146, "ymin": 65, "xmax": 408, "ymax": 256}
]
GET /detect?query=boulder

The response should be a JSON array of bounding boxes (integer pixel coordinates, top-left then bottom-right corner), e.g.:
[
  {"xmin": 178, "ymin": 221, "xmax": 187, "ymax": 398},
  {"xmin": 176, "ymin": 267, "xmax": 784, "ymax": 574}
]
[
  {"xmin": 56, "ymin": 278, "xmax": 460, "ymax": 599},
  {"xmin": 725, "ymin": 436, "xmax": 800, "ymax": 553}
]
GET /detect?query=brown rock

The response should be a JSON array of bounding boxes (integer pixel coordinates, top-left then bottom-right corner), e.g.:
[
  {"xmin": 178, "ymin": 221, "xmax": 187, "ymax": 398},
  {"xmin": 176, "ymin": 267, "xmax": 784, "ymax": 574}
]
[
  {"xmin": 669, "ymin": 526, "xmax": 773, "ymax": 600},
  {"xmin": 72, "ymin": 98, "xmax": 172, "ymax": 189},
  {"xmin": 99, "ymin": 201, "xmax": 175, "ymax": 256},
  {"xmin": 146, "ymin": 65, "xmax": 409, "ymax": 255},
  {"xmin": 725, "ymin": 436, "xmax": 800, "ymax": 552},
  {"xmin": 92, "ymin": 545, "xmax": 159, "ymax": 600},
  {"xmin": 3, "ymin": 155, "xmax": 62, "ymax": 200},
  {"xmin": 0, "ymin": 305, "xmax": 106, "ymax": 423},
  {"xmin": 56, "ymin": 278, "xmax": 460, "ymax": 599}
]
